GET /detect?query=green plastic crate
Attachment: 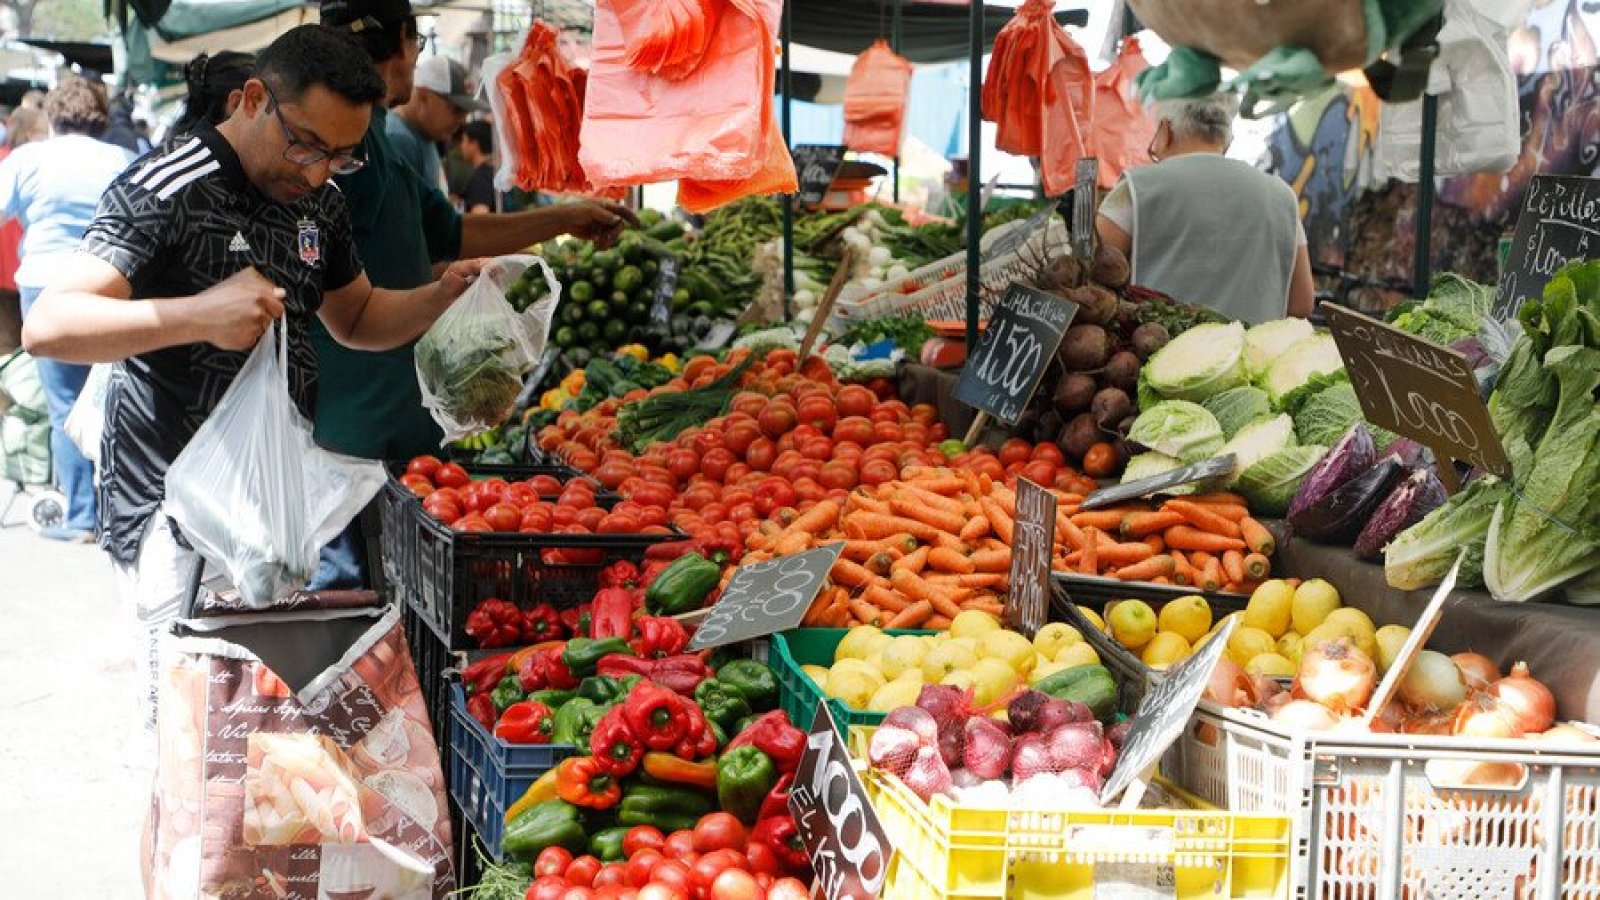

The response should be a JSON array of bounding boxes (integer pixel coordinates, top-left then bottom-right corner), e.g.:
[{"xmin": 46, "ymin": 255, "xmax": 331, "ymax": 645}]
[{"xmin": 770, "ymin": 628, "xmax": 935, "ymax": 738}]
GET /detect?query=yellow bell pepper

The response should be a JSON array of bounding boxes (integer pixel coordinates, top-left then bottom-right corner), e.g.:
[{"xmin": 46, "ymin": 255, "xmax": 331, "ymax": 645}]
[
  {"xmin": 540, "ymin": 389, "xmax": 563, "ymax": 410},
  {"xmin": 504, "ymin": 766, "xmax": 561, "ymax": 823},
  {"xmin": 561, "ymin": 370, "xmax": 586, "ymax": 393},
  {"xmin": 617, "ymin": 343, "xmax": 648, "ymax": 362},
  {"xmin": 656, "ymin": 353, "xmax": 681, "ymax": 373}
]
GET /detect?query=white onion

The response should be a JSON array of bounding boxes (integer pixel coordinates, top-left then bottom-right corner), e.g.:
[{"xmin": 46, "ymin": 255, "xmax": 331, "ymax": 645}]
[
  {"xmin": 1271, "ymin": 699, "xmax": 1339, "ymax": 731},
  {"xmin": 868, "ymin": 246, "xmax": 893, "ymax": 266},
  {"xmin": 1398, "ymin": 650, "xmax": 1468, "ymax": 711}
]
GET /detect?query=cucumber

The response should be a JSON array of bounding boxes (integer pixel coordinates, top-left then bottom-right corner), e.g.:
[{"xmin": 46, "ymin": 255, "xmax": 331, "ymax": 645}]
[{"xmin": 1033, "ymin": 664, "xmax": 1120, "ymax": 723}]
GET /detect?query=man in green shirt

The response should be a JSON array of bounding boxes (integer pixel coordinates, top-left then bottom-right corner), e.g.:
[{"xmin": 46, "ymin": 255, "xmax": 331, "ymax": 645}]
[{"xmin": 313, "ymin": 0, "xmax": 633, "ymax": 587}]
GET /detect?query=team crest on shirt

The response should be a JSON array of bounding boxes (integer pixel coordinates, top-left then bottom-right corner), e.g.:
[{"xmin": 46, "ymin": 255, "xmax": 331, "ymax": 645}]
[{"xmin": 297, "ymin": 219, "xmax": 321, "ymax": 266}]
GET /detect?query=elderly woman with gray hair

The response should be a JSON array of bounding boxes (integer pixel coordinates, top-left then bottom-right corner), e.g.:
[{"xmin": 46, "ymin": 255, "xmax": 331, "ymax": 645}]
[{"xmin": 1095, "ymin": 92, "xmax": 1314, "ymax": 323}]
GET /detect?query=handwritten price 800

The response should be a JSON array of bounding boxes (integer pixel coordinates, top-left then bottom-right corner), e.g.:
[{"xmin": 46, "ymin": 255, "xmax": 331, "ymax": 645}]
[{"xmin": 691, "ymin": 556, "xmax": 825, "ymax": 647}]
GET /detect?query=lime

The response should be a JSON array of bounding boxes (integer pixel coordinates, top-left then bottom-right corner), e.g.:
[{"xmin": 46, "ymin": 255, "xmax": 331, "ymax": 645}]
[
  {"xmin": 603, "ymin": 320, "xmax": 628, "ymax": 343},
  {"xmin": 569, "ymin": 281, "xmax": 595, "ymax": 303},
  {"xmin": 614, "ymin": 265, "xmax": 644, "ymax": 294},
  {"xmin": 586, "ymin": 300, "xmax": 610, "ymax": 320},
  {"xmin": 553, "ymin": 326, "xmax": 576, "ymax": 347},
  {"xmin": 577, "ymin": 322, "xmax": 600, "ymax": 342}
]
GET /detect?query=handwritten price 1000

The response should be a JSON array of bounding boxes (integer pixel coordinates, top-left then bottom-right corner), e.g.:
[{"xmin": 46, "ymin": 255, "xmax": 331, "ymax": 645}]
[
  {"xmin": 804, "ymin": 729, "xmax": 889, "ymax": 896},
  {"xmin": 1346, "ymin": 350, "xmax": 1487, "ymax": 465},
  {"xmin": 691, "ymin": 555, "xmax": 824, "ymax": 647}
]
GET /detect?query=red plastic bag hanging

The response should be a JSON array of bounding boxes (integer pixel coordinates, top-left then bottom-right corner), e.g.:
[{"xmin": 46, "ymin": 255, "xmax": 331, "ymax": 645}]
[
  {"xmin": 582, "ymin": 0, "xmax": 794, "ymax": 211},
  {"xmin": 1091, "ymin": 36, "xmax": 1155, "ymax": 189},
  {"xmin": 843, "ymin": 39, "xmax": 913, "ymax": 157},
  {"xmin": 980, "ymin": 0, "xmax": 1093, "ymax": 196},
  {"xmin": 496, "ymin": 21, "xmax": 621, "ymax": 198}
]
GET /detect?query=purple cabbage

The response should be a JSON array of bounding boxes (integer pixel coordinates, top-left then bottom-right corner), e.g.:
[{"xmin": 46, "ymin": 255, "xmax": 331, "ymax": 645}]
[
  {"xmin": 1352, "ymin": 467, "xmax": 1449, "ymax": 560},
  {"xmin": 1289, "ymin": 454, "xmax": 1405, "ymax": 544},
  {"xmin": 1287, "ymin": 422, "xmax": 1378, "ymax": 522}
]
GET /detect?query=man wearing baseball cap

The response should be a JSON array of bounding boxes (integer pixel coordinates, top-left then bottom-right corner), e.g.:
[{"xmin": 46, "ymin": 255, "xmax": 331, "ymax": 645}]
[
  {"xmin": 312, "ymin": 0, "xmax": 635, "ymax": 588},
  {"xmin": 390, "ymin": 55, "xmax": 483, "ymax": 191}
]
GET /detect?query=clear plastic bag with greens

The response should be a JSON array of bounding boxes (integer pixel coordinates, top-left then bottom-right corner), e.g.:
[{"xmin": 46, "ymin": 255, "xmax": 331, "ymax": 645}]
[
  {"xmin": 165, "ymin": 323, "xmax": 386, "ymax": 607},
  {"xmin": 415, "ymin": 254, "xmax": 559, "ymax": 441}
]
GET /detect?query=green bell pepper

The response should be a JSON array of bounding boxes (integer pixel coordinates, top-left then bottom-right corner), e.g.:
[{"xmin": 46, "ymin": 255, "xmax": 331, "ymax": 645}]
[
  {"xmin": 732, "ymin": 714, "xmax": 758, "ymax": 735},
  {"xmin": 694, "ymin": 678, "xmax": 752, "ymax": 732},
  {"xmin": 644, "ymin": 552, "xmax": 721, "ymax": 615},
  {"xmin": 563, "ymin": 637, "xmax": 635, "ymax": 678},
  {"xmin": 576, "ymin": 675, "xmax": 626, "ymax": 705},
  {"xmin": 716, "ymin": 746, "xmax": 777, "ymax": 824},
  {"xmin": 502, "ymin": 799, "xmax": 588, "ymax": 859},
  {"xmin": 490, "ymin": 675, "xmax": 526, "ymax": 712},
  {"xmin": 617, "ymin": 808, "xmax": 700, "ymax": 833},
  {"xmin": 708, "ymin": 719, "xmax": 728, "ymax": 749},
  {"xmin": 528, "ymin": 689, "xmax": 576, "ymax": 709},
  {"xmin": 716, "ymin": 660, "xmax": 778, "ymax": 712},
  {"xmin": 589, "ymin": 826, "xmax": 630, "ymax": 862},
  {"xmin": 619, "ymin": 783, "xmax": 715, "ymax": 819},
  {"xmin": 551, "ymin": 698, "xmax": 607, "ymax": 746}
]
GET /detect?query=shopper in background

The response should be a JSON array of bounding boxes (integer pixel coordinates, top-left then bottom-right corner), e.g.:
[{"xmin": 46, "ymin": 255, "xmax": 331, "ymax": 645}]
[
  {"xmin": 171, "ymin": 51, "xmax": 255, "ymax": 136},
  {"xmin": 458, "ymin": 119, "xmax": 497, "ymax": 213},
  {"xmin": 100, "ymin": 93, "xmax": 152, "ymax": 155},
  {"xmin": 0, "ymin": 77, "xmax": 135, "ymax": 541},
  {"xmin": 389, "ymin": 54, "xmax": 482, "ymax": 190},
  {"xmin": 1096, "ymin": 93, "xmax": 1314, "ymax": 323},
  {"xmin": 0, "ymin": 108, "xmax": 46, "ymax": 353},
  {"xmin": 310, "ymin": 0, "xmax": 634, "ymax": 589}
]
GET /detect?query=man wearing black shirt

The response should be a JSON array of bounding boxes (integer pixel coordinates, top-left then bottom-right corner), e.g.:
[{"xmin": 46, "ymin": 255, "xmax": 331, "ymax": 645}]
[
  {"xmin": 22, "ymin": 24, "xmax": 488, "ymax": 725},
  {"xmin": 459, "ymin": 119, "xmax": 497, "ymax": 213}
]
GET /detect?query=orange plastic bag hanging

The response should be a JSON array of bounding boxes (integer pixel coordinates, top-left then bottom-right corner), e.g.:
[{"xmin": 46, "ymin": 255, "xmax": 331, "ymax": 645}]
[
  {"xmin": 1091, "ymin": 35, "xmax": 1155, "ymax": 189},
  {"xmin": 843, "ymin": 39, "xmax": 913, "ymax": 157},
  {"xmin": 980, "ymin": 0, "xmax": 1092, "ymax": 195},
  {"xmin": 497, "ymin": 21, "xmax": 621, "ymax": 198},
  {"xmin": 610, "ymin": 0, "xmax": 724, "ymax": 80}
]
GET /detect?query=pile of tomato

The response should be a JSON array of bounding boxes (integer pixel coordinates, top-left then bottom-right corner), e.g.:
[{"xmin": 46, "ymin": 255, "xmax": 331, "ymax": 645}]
[
  {"xmin": 535, "ymin": 349, "xmax": 1098, "ymax": 537},
  {"xmin": 397, "ymin": 456, "xmax": 674, "ymax": 538},
  {"xmin": 524, "ymin": 815, "xmax": 807, "ymax": 900}
]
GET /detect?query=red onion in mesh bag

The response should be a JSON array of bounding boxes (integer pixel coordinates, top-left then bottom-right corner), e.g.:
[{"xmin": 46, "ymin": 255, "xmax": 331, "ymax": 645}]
[
  {"xmin": 936, "ymin": 719, "xmax": 966, "ymax": 768},
  {"xmin": 1045, "ymin": 722, "xmax": 1104, "ymax": 772},
  {"xmin": 868, "ymin": 726, "xmax": 923, "ymax": 775},
  {"xmin": 883, "ymin": 706, "xmax": 938, "ymax": 746},
  {"xmin": 902, "ymin": 746, "xmax": 954, "ymax": 803},
  {"xmin": 1056, "ymin": 767, "xmax": 1103, "ymax": 792},
  {"xmin": 1005, "ymin": 690, "xmax": 1052, "ymax": 734},
  {"xmin": 1010, "ymin": 734, "xmax": 1055, "ymax": 782},
  {"xmin": 962, "ymin": 717, "xmax": 1015, "ymax": 780},
  {"xmin": 917, "ymin": 684, "xmax": 973, "ymax": 724},
  {"xmin": 1037, "ymin": 698, "xmax": 1094, "ymax": 732}
]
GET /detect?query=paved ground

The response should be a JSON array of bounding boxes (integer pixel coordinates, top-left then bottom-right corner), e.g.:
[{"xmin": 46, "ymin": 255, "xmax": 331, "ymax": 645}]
[{"xmin": 0, "ymin": 518, "xmax": 146, "ymax": 898}]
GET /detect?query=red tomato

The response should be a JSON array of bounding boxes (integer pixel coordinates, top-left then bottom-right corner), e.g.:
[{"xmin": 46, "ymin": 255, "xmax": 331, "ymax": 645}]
[
  {"xmin": 597, "ymin": 512, "xmax": 641, "ymax": 533},
  {"xmin": 757, "ymin": 403, "xmax": 797, "ymax": 439},
  {"xmin": 625, "ymin": 849, "xmax": 664, "ymax": 887},
  {"xmin": 1031, "ymin": 442, "xmax": 1066, "ymax": 465},
  {"xmin": 723, "ymin": 461, "xmax": 752, "ymax": 484},
  {"xmin": 709, "ymin": 869, "xmax": 762, "ymax": 900},
  {"xmin": 405, "ymin": 454, "xmax": 443, "ymax": 479},
  {"xmin": 698, "ymin": 502, "xmax": 729, "ymax": 523},
  {"xmin": 663, "ymin": 830, "xmax": 698, "ymax": 859},
  {"xmin": 726, "ymin": 501, "xmax": 758, "ymax": 522},
  {"xmin": 859, "ymin": 457, "xmax": 898, "ymax": 486},
  {"xmin": 1021, "ymin": 459, "xmax": 1058, "ymax": 486},
  {"xmin": 455, "ymin": 514, "xmax": 491, "ymax": 532},
  {"xmin": 636, "ymin": 885, "xmax": 686, "ymax": 900},
  {"xmin": 754, "ymin": 479, "xmax": 798, "ymax": 517},
  {"xmin": 742, "ymin": 842, "xmax": 779, "ymax": 876},
  {"xmin": 623, "ymin": 826, "xmax": 666, "ymax": 857},
  {"xmin": 818, "ymin": 460, "xmax": 858, "ymax": 490},
  {"xmin": 535, "ymin": 847, "xmax": 575, "ymax": 879},
  {"xmin": 693, "ymin": 428, "xmax": 723, "ymax": 456},
  {"xmin": 593, "ymin": 463, "xmax": 635, "ymax": 491},
  {"xmin": 796, "ymin": 395, "xmax": 837, "ymax": 432},
  {"xmin": 692, "ymin": 813, "xmax": 748, "ymax": 853},
  {"xmin": 834, "ymin": 385, "xmax": 876, "ymax": 418},
  {"xmin": 576, "ymin": 506, "xmax": 607, "ymax": 531},
  {"xmin": 798, "ymin": 436, "xmax": 834, "ymax": 462},
  {"xmin": 831, "ymin": 440, "xmax": 863, "ymax": 459},
  {"xmin": 872, "ymin": 420, "xmax": 904, "ymax": 444},
  {"xmin": 773, "ymin": 431, "xmax": 798, "ymax": 456},
  {"xmin": 699, "ymin": 448, "xmax": 736, "ymax": 482},
  {"xmin": 909, "ymin": 403, "xmax": 939, "ymax": 425},
  {"xmin": 480, "ymin": 503, "xmax": 519, "ymax": 532},
  {"xmin": 690, "ymin": 851, "xmax": 742, "ymax": 896},
  {"xmin": 593, "ymin": 887, "xmax": 635, "ymax": 900},
  {"xmin": 561, "ymin": 889, "xmax": 595, "ymax": 900},
  {"xmin": 566, "ymin": 856, "xmax": 603, "ymax": 888},
  {"xmin": 964, "ymin": 452, "xmax": 1005, "ymax": 480},
  {"xmin": 422, "ymin": 496, "xmax": 461, "ymax": 525},
  {"xmin": 901, "ymin": 422, "xmax": 929, "ymax": 445},
  {"xmin": 744, "ymin": 438, "xmax": 777, "ymax": 472},
  {"xmin": 832, "ymin": 416, "xmax": 874, "ymax": 446},
  {"xmin": 766, "ymin": 878, "xmax": 809, "ymax": 900},
  {"xmin": 790, "ymin": 461, "xmax": 822, "ymax": 484},
  {"xmin": 504, "ymin": 483, "xmax": 540, "ymax": 508},
  {"xmin": 730, "ymin": 392, "xmax": 768, "ymax": 418},
  {"xmin": 793, "ymin": 477, "xmax": 827, "ymax": 504},
  {"xmin": 529, "ymin": 876, "xmax": 570, "ymax": 900},
  {"xmin": 720, "ymin": 487, "xmax": 754, "ymax": 510},
  {"xmin": 998, "ymin": 437, "xmax": 1033, "ymax": 468},
  {"xmin": 593, "ymin": 865, "xmax": 629, "ymax": 889},
  {"xmin": 678, "ymin": 484, "xmax": 717, "ymax": 511},
  {"xmin": 638, "ymin": 505, "xmax": 671, "ymax": 528},
  {"xmin": 521, "ymin": 505, "xmax": 554, "ymax": 532},
  {"xmin": 399, "ymin": 474, "xmax": 434, "ymax": 498},
  {"xmin": 769, "ymin": 451, "xmax": 803, "ymax": 480},
  {"xmin": 638, "ymin": 466, "xmax": 678, "ymax": 487},
  {"xmin": 868, "ymin": 405, "xmax": 901, "ymax": 425},
  {"xmin": 550, "ymin": 504, "xmax": 580, "ymax": 528},
  {"xmin": 629, "ymin": 482, "xmax": 678, "ymax": 509},
  {"xmin": 650, "ymin": 861, "xmax": 695, "ymax": 897},
  {"xmin": 722, "ymin": 421, "xmax": 761, "ymax": 457},
  {"xmin": 665, "ymin": 449, "xmax": 700, "ymax": 482}
]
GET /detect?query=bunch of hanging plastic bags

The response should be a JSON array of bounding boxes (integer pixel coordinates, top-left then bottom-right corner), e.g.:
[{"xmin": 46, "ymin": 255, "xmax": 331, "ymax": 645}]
[{"xmin": 843, "ymin": 39, "xmax": 913, "ymax": 157}]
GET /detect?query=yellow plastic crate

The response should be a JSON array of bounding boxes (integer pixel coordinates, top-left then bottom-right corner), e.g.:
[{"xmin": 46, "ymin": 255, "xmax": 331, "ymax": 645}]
[{"xmin": 861, "ymin": 750, "xmax": 1292, "ymax": 899}]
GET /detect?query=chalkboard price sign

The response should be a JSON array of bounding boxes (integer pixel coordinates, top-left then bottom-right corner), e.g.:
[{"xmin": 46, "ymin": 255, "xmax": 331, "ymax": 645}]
[
  {"xmin": 1495, "ymin": 174, "xmax": 1600, "ymax": 321},
  {"xmin": 1100, "ymin": 617, "xmax": 1237, "ymax": 807},
  {"xmin": 651, "ymin": 256, "xmax": 681, "ymax": 324},
  {"xmin": 1325, "ymin": 305, "xmax": 1511, "ymax": 488},
  {"xmin": 685, "ymin": 543, "xmax": 843, "ymax": 651},
  {"xmin": 793, "ymin": 144, "xmax": 848, "ymax": 209},
  {"xmin": 1004, "ymin": 477, "xmax": 1057, "ymax": 638},
  {"xmin": 952, "ymin": 283, "xmax": 1078, "ymax": 425},
  {"xmin": 790, "ymin": 704, "xmax": 894, "ymax": 900}
]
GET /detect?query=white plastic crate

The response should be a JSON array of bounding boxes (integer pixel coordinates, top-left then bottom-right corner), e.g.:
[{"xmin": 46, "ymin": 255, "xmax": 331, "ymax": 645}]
[{"xmin": 1162, "ymin": 702, "xmax": 1600, "ymax": 899}]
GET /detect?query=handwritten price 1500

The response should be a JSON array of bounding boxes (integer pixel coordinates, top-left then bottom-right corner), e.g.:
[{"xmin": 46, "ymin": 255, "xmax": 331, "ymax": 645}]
[{"xmin": 974, "ymin": 317, "xmax": 1043, "ymax": 395}]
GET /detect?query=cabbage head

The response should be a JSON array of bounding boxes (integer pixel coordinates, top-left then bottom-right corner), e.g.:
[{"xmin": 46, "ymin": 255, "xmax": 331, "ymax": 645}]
[
  {"xmin": 1219, "ymin": 414, "xmax": 1296, "ymax": 486},
  {"xmin": 1143, "ymin": 322, "xmax": 1246, "ymax": 402},
  {"xmin": 1291, "ymin": 380, "xmax": 1400, "ymax": 449},
  {"xmin": 1203, "ymin": 386, "xmax": 1272, "ymax": 439},
  {"xmin": 1127, "ymin": 401, "xmax": 1225, "ymax": 463},
  {"xmin": 1243, "ymin": 317, "xmax": 1314, "ymax": 379},
  {"xmin": 1120, "ymin": 451, "xmax": 1197, "ymax": 495},
  {"xmin": 1260, "ymin": 332, "xmax": 1344, "ymax": 409},
  {"xmin": 1235, "ymin": 445, "xmax": 1327, "ymax": 516}
]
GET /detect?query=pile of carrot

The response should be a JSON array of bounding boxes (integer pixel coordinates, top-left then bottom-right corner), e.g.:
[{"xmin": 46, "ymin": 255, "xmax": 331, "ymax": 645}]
[{"xmin": 738, "ymin": 469, "xmax": 1278, "ymax": 630}]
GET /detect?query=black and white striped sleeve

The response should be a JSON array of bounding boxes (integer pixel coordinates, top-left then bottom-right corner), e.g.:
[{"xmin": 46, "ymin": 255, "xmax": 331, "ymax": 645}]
[{"xmin": 79, "ymin": 136, "xmax": 213, "ymax": 283}]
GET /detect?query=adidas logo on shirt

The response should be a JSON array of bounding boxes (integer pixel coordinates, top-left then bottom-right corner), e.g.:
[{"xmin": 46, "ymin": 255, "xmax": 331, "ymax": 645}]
[{"xmin": 228, "ymin": 232, "xmax": 252, "ymax": 254}]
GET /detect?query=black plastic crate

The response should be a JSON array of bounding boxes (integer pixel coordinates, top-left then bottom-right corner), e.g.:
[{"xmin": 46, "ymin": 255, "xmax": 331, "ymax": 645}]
[
  {"xmin": 381, "ymin": 480, "xmax": 675, "ymax": 650},
  {"xmin": 404, "ymin": 602, "xmax": 459, "ymax": 748}
]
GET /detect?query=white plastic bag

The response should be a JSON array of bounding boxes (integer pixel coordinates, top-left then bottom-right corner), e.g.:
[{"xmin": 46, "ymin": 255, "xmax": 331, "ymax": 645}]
[
  {"xmin": 64, "ymin": 363, "xmax": 111, "ymax": 464},
  {"xmin": 165, "ymin": 323, "xmax": 386, "ymax": 608},
  {"xmin": 414, "ymin": 255, "xmax": 559, "ymax": 442},
  {"xmin": 480, "ymin": 51, "xmax": 522, "ymax": 194}
]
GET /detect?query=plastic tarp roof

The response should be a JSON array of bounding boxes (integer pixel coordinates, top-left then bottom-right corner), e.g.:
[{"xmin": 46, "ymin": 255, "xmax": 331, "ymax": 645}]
[{"xmin": 787, "ymin": 0, "xmax": 1085, "ymax": 64}]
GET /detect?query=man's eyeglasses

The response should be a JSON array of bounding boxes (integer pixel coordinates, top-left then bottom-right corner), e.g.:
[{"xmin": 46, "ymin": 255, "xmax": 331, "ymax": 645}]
[{"xmin": 261, "ymin": 82, "xmax": 366, "ymax": 175}]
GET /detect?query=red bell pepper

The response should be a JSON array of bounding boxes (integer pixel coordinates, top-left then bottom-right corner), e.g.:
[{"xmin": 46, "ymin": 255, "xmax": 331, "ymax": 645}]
[
  {"xmin": 522, "ymin": 604, "xmax": 565, "ymax": 642},
  {"xmin": 631, "ymin": 616, "xmax": 688, "ymax": 658},
  {"xmin": 518, "ymin": 646, "xmax": 580, "ymax": 692},
  {"xmin": 589, "ymin": 706, "xmax": 643, "ymax": 776},
  {"xmin": 760, "ymin": 772, "xmax": 793, "ymax": 821},
  {"xmin": 589, "ymin": 587, "xmax": 636, "ymax": 641},
  {"xmin": 621, "ymin": 680, "xmax": 690, "ymax": 751},
  {"xmin": 726, "ymin": 710, "xmax": 806, "ymax": 775},
  {"xmin": 493, "ymin": 700, "xmax": 554, "ymax": 744},
  {"xmin": 466, "ymin": 692, "xmax": 498, "ymax": 731},
  {"xmin": 673, "ymin": 700, "xmax": 718, "ymax": 760},
  {"xmin": 559, "ymin": 604, "xmax": 586, "ymax": 636},
  {"xmin": 643, "ymin": 540, "xmax": 700, "ymax": 562},
  {"xmin": 596, "ymin": 653, "xmax": 710, "ymax": 696},
  {"xmin": 599, "ymin": 560, "xmax": 642, "ymax": 589},
  {"xmin": 464, "ymin": 598, "xmax": 525, "ymax": 648},
  {"xmin": 460, "ymin": 651, "xmax": 514, "ymax": 696},
  {"xmin": 751, "ymin": 814, "xmax": 810, "ymax": 876}
]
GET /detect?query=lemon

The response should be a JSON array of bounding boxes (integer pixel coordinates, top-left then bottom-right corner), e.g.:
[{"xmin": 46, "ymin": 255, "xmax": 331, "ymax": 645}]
[
  {"xmin": 1108, "ymin": 599, "xmax": 1158, "ymax": 650},
  {"xmin": 922, "ymin": 641, "xmax": 978, "ymax": 681},
  {"xmin": 1246, "ymin": 652, "xmax": 1297, "ymax": 678},
  {"xmin": 1158, "ymin": 595, "xmax": 1213, "ymax": 644},
  {"xmin": 1030, "ymin": 659, "xmax": 1072, "ymax": 683},
  {"xmin": 1276, "ymin": 632, "xmax": 1304, "ymax": 666},
  {"xmin": 1033, "ymin": 622, "xmax": 1083, "ymax": 660},
  {"xmin": 1291, "ymin": 579, "xmax": 1342, "ymax": 635},
  {"xmin": 867, "ymin": 677, "xmax": 924, "ymax": 712},
  {"xmin": 1321, "ymin": 608, "xmax": 1379, "ymax": 660},
  {"xmin": 862, "ymin": 649, "xmax": 887, "ymax": 678},
  {"xmin": 1244, "ymin": 580, "xmax": 1295, "ymax": 638},
  {"xmin": 949, "ymin": 609, "xmax": 1001, "ymax": 639},
  {"xmin": 879, "ymin": 635, "xmax": 930, "ymax": 681},
  {"xmin": 978, "ymin": 630, "xmax": 1037, "ymax": 675},
  {"xmin": 971, "ymin": 658, "xmax": 1020, "ymax": 706},
  {"xmin": 835, "ymin": 626, "xmax": 889, "ymax": 663},
  {"xmin": 801, "ymin": 664, "xmax": 831, "ymax": 685},
  {"xmin": 1302, "ymin": 622, "xmax": 1377, "ymax": 663},
  {"xmin": 1226, "ymin": 626, "xmax": 1278, "ymax": 668},
  {"xmin": 1141, "ymin": 631, "xmax": 1192, "ymax": 670},
  {"xmin": 1076, "ymin": 605, "xmax": 1107, "ymax": 632},
  {"xmin": 940, "ymin": 670, "xmax": 979, "ymax": 693},
  {"xmin": 1054, "ymin": 642, "xmax": 1101, "ymax": 668},
  {"xmin": 829, "ymin": 658, "xmax": 885, "ymax": 687},
  {"xmin": 1375, "ymin": 624, "xmax": 1412, "ymax": 674},
  {"xmin": 824, "ymin": 668, "xmax": 878, "ymax": 708}
]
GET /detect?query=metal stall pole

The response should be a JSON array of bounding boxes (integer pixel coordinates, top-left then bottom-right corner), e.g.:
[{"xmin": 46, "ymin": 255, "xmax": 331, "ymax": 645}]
[
  {"xmin": 964, "ymin": 0, "xmax": 983, "ymax": 350},
  {"xmin": 891, "ymin": 0, "xmax": 903, "ymax": 203},
  {"xmin": 1412, "ymin": 93, "xmax": 1438, "ymax": 298},
  {"xmin": 782, "ymin": 0, "xmax": 795, "ymax": 317}
]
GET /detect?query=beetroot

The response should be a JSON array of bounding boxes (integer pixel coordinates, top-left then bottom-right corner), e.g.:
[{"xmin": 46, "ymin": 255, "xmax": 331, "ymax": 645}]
[
  {"xmin": 868, "ymin": 727, "xmax": 923, "ymax": 774},
  {"xmin": 902, "ymin": 746, "xmax": 954, "ymax": 803},
  {"xmin": 1045, "ymin": 723, "xmax": 1104, "ymax": 772},
  {"xmin": 1010, "ymin": 735, "xmax": 1055, "ymax": 782},
  {"xmin": 883, "ymin": 706, "xmax": 939, "ymax": 746},
  {"xmin": 917, "ymin": 684, "xmax": 973, "ymax": 724},
  {"xmin": 936, "ymin": 720, "xmax": 966, "ymax": 769},
  {"xmin": 1006, "ymin": 690, "xmax": 1052, "ymax": 734},
  {"xmin": 962, "ymin": 718, "xmax": 1015, "ymax": 780},
  {"xmin": 1106, "ymin": 720, "xmax": 1132, "ymax": 750}
]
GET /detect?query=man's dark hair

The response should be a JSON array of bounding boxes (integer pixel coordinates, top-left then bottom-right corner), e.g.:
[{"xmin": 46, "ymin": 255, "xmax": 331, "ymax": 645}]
[
  {"xmin": 254, "ymin": 24, "xmax": 386, "ymax": 107},
  {"xmin": 461, "ymin": 120, "xmax": 492, "ymax": 155}
]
